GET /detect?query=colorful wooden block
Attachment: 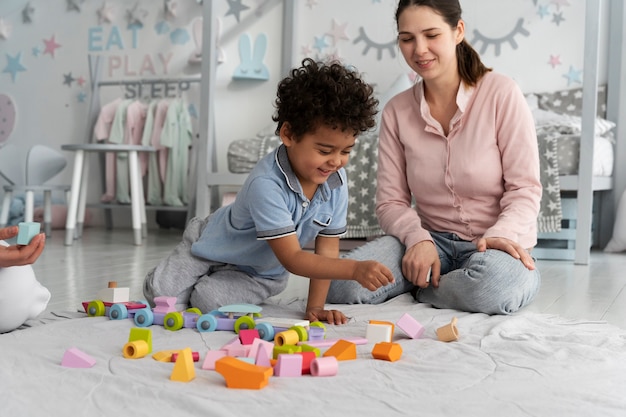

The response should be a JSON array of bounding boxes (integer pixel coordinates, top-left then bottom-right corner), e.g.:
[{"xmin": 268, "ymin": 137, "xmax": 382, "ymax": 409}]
[
  {"xmin": 272, "ymin": 344, "xmax": 301, "ymax": 359},
  {"xmin": 255, "ymin": 344, "xmax": 272, "ymax": 367},
  {"xmin": 123, "ymin": 340, "xmax": 150, "ymax": 359},
  {"xmin": 153, "ymin": 296, "xmax": 177, "ymax": 314},
  {"xmin": 371, "ymin": 342, "xmax": 403, "ymax": 362},
  {"xmin": 436, "ymin": 317, "xmax": 459, "ymax": 342},
  {"xmin": 215, "ymin": 356, "xmax": 273, "ymax": 389},
  {"xmin": 297, "ymin": 351, "xmax": 317, "ymax": 374},
  {"xmin": 366, "ymin": 323, "xmax": 393, "ymax": 344},
  {"xmin": 16, "ymin": 222, "xmax": 40, "ymax": 245},
  {"xmin": 248, "ymin": 338, "xmax": 274, "ymax": 359},
  {"xmin": 128, "ymin": 327, "xmax": 152, "ymax": 354},
  {"xmin": 201, "ymin": 350, "xmax": 228, "ymax": 370},
  {"xmin": 274, "ymin": 354, "xmax": 303, "ymax": 377},
  {"xmin": 170, "ymin": 347, "xmax": 196, "ymax": 382},
  {"xmin": 239, "ymin": 328, "xmax": 260, "ymax": 345},
  {"xmin": 61, "ymin": 347, "xmax": 96, "ymax": 368},
  {"xmin": 322, "ymin": 339, "xmax": 356, "ymax": 361},
  {"xmin": 310, "ymin": 356, "xmax": 338, "ymax": 377},
  {"xmin": 396, "ymin": 313, "xmax": 425, "ymax": 339},
  {"xmin": 171, "ymin": 351, "xmax": 199, "ymax": 362}
]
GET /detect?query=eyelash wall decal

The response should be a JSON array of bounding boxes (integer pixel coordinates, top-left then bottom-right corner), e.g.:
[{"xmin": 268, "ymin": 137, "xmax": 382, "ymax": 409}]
[
  {"xmin": 352, "ymin": 27, "xmax": 396, "ymax": 60},
  {"xmin": 469, "ymin": 18, "xmax": 530, "ymax": 56}
]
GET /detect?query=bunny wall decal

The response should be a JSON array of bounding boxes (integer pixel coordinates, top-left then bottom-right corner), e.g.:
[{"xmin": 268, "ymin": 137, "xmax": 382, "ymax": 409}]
[{"xmin": 233, "ymin": 33, "xmax": 269, "ymax": 81}]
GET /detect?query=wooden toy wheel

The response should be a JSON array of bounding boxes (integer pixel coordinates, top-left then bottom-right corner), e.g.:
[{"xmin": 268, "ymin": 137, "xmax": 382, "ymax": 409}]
[
  {"xmin": 87, "ymin": 300, "xmax": 105, "ymax": 317},
  {"xmin": 109, "ymin": 303, "xmax": 128, "ymax": 320},
  {"xmin": 234, "ymin": 315, "xmax": 255, "ymax": 334},
  {"xmin": 134, "ymin": 308, "xmax": 154, "ymax": 327},
  {"xmin": 309, "ymin": 321, "xmax": 326, "ymax": 331},
  {"xmin": 255, "ymin": 322, "xmax": 275, "ymax": 341},
  {"xmin": 196, "ymin": 314, "xmax": 218, "ymax": 332},
  {"xmin": 164, "ymin": 312, "xmax": 184, "ymax": 331},
  {"xmin": 186, "ymin": 307, "xmax": 202, "ymax": 316},
  {"xmin": 289, "ymin": 325, "xmax": 308, "ymax": 341}
]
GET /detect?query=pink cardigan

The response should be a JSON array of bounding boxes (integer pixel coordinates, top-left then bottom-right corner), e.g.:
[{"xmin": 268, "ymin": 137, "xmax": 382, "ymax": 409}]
[{"xmin": 376, "ymin": 71, "xmax": 541, "ymax": 250}]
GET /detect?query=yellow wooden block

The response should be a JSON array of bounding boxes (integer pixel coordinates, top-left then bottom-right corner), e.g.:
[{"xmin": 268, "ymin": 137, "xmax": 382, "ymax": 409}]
[
  {"xmin": 170, "ymin": 347, "xmax": 196, "ymax": 382},
  {"xmin": 152, "ymin": 350, "xmax": 179, "ymax": 362},
  {"xmin": 128, "ymin": 327, "xmax": 152, "ymax": 354}
]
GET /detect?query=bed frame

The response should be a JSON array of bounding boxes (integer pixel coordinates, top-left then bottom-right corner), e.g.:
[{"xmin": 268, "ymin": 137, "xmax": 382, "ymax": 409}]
[{"xmin": 194, "ymin": 1, "xmax": 626, "ymax": 265}]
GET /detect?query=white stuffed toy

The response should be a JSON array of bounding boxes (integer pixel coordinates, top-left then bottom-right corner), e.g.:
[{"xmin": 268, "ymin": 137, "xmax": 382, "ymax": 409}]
[{"xmin": 0, "ymin": 240, "xmax": 51, "ymax": 333}]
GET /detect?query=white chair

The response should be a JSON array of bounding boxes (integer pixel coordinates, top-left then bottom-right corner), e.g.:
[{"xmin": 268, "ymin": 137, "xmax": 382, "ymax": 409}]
[{"xmin": 0, "ymin": 144, "xmax": 71, "ymax": 237}]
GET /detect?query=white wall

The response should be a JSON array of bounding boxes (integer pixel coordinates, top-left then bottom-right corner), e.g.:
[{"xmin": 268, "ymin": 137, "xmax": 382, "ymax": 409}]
[{"xmin": 0, "ymin": 0, "xmax": 610, "ymax": 227}]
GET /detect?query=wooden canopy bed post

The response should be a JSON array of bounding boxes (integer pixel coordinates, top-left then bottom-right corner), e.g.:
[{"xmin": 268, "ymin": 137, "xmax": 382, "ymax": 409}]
[
  {"xmin": 604, "ymin": 0, "xmax": 626, "ymax": 248},
  {"xmin": 195, "ymin": 0, "xmax": 297, "ymax": 218},
  {"xmin": 574, "ymin": 0, "xmax": 602, "ymax": 265}
]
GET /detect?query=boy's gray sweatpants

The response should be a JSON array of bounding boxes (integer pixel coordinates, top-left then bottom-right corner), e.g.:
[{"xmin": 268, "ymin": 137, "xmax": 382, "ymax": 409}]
[{"xmin": 143, "ymin": 216, "xmax": 288, "ymax": 313}]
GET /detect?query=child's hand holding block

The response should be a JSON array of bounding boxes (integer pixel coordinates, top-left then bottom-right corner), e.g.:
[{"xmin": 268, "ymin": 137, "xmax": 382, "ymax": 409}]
[{"xmin": 17, "ymin": 222, "xmax": 41, "ymax": 245}]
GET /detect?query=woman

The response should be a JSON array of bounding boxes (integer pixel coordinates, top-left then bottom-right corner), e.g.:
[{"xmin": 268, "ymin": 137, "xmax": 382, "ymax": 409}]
[{"xmin": 327, "ymin": 0, "xmax": 542, "ymax": 314}]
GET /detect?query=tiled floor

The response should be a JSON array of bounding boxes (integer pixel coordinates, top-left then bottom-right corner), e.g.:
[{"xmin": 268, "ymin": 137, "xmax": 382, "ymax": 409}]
[{"xmin": 33, "ymin": 227, "xmax": 626, "ymax": 329}]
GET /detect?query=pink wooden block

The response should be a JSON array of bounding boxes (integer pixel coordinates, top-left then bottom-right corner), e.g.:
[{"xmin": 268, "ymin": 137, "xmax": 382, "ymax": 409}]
[
  {"xmin": 153, "ymin": 296, "xmax": 177, "ymax": 314},
  {"xmin": 255, "ymin": 344, "xmax": 272, "ymax": 367},
  {"xmin": 298, "ymin": 336, "xmax": 367, "ymax": 348},
  {"xmin": 310, "ymin": 356, "xmax": 338, "ymax": 377},
  {"xmin": 201, "ymin": 350, "xmax": 227, "ymax": 370},
  {"xmin": 274, "ymin": 354, "xmax": 302, "ymax": 377},
  {"xmin": 224, "ymin": 344, "xmax": 249, "ymax": 357},
  {"xmin": 396, "ymin": 313, "xmax": 425, "ymax": 339},
  {"xmin": 61, "ymin": 347, "xmax": 96, "ymax": 368},
  {"xmin": 248, "ymin": 338, "xmax": 274, "ymax": 359}
]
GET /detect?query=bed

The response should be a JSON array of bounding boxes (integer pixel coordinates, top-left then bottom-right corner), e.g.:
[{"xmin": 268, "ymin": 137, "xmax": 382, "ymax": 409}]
[
  {"xmin": 2, "ymin": 295, "xmax": 625, "ymax": 416},
  {"xmin": 224, "ymin": 84, "xmax": 616, "ymax": 257}
]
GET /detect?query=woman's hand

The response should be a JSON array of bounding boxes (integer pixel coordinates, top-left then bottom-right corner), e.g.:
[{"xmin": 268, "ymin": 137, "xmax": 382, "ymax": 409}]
[
  {"xmin": 476, "ymin": 237, "xmax": 535, "ymax": 270},
  {"xmin": 402, "ymin": 240, "xmax": 441, "ymax": 288},
  {"xmin": 305, "ymin": 306, "xmax": 347, "ymax": 325}
]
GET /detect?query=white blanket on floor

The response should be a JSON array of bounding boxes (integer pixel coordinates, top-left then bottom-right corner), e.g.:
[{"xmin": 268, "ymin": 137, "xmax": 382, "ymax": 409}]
[{"xmin": 1, "ymin": 294, "xmax": 625, "ymax": 416}]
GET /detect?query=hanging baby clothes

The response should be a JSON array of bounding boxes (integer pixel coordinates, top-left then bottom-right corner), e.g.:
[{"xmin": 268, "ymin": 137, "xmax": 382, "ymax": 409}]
[
  {"xmin": 160, "ymin": 99, "xmax": 193, "ymax": 206},
  {"xmin": 106, "ymin": 99, "xmax": 133, "ymax": 203},
  {"xmin": 146, "ymin": 100, "xmax": 170, "ymax": 205},
  {"xmin": 93, "ymin": 98, "xmax": 124, "ymax": 203},
  {"xmin": 114, "ymin": 100, "xmax": 147, "ymax": 204}
]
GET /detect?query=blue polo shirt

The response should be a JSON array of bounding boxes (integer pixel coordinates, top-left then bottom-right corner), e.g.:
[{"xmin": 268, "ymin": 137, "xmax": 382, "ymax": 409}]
[{"xmin": 191, "ymin": 144, "xmax": 348, "ymax": 279}]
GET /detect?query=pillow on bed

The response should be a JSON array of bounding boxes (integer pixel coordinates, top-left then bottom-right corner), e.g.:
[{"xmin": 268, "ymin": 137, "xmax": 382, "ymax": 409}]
[{"xmin": 536, "ymin": 85, "xmax": 607, "ymax": 119}]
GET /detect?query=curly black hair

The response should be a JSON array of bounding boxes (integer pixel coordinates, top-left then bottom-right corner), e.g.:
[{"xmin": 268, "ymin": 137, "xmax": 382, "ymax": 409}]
[{"xmin": 272, "ymin": 58, "xmax": 378, "ymax": 138}]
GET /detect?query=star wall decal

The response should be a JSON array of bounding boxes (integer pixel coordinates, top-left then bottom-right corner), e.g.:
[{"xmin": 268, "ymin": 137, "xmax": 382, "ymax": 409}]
[
  {"xmin": 22, "ymin": 3, "xmax": 35, "ymax": 24},
  {"xmin": 225, "ymin": 0, "xmax": 249, "ymax": 23},
  {"xmin": 63, "ymin": 72, "xmax": 75, "ymax": 86},
  {"xmin": 43, "ymin": 35, "xmax": 62, "ymax": 58},
  {"xmin": 537, "ymin": 5, "xmax": 550, "ymax": 19},
  {"xmin": 563, "ymin": 65, "xmax": 582, "ymax": 86},
  {"xmin": 3, "ymin": 53, "xmax": 27, "ymax": 83},
  {"xmin": 76, "ymin": 76, "xmax": 86, "ymax": 86},
  {"xmin": 97, "ymin": 1, "xmax": 115, "ymax": 24},
  {"xmin": 326, "ymin": 19, "xmax": 349, "ymax": 46},
  {"xmin": 548, "ymin": 54, "xmax": 561, "ymax": 69},
  {"xmin": 32, "ymin": 46, "xmax": 41, "ymax": 57},
  {"xmin": 552, "ymin": 12, "xmax": 565, "ymax": 26},
  {"xmin": 127, "ymin": 3, "xmax": 149, "ymax": 28},
  {"xmin": 67, "ymin": 0, "xmax": 85, "ymax": 12},
  {"xmin": 77, "ymin": 92, "xmax": 87, "ymax": 103},
  {"xmin": 164, "ymin": 0, "xmax": 177, "ymax": 19},
  {"xmin": 0, "ymin": 19, "xmax": 12, "ymax": 40},
  {"xmin": 313, "ymin": 35, "xmax": 328, "ymax": 52}
]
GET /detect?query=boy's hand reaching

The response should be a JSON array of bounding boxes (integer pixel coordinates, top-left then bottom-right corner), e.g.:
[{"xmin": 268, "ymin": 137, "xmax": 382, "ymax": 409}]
[
  {"xmin": 306, "ymin": 306, "xmax": 347, "ymax": 325},
  {"xmin": 352, "ymin": 260, "xmax": 394, "ymax": 291}
]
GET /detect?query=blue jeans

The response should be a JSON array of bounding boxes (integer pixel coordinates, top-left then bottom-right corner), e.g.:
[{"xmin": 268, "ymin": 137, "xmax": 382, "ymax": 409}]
[{"xmin": 327, "ymin": 232, "xmax": 541, "ymax": 314}]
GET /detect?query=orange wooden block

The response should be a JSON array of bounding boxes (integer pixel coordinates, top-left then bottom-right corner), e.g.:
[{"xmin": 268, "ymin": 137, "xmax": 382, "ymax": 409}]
[
  {"xmin": 170, "ymin": 347, "xmax": 196, "ymax": 382},
  {"xmin": 371, "ymin": 342, "xmax": 403, "ymax": 362},
  {"xmin": 215, "ymin": 356, "xmax": 273, "ymax": 389},
  {"xmin": 322, "ymin": 339, "xmax": 357, "ymax": 361}
]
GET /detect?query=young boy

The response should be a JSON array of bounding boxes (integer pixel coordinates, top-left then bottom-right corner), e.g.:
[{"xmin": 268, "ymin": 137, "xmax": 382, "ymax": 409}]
[{"xmin": 143, "ymin": 58, "xmax": 394, "ymax": 324}]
